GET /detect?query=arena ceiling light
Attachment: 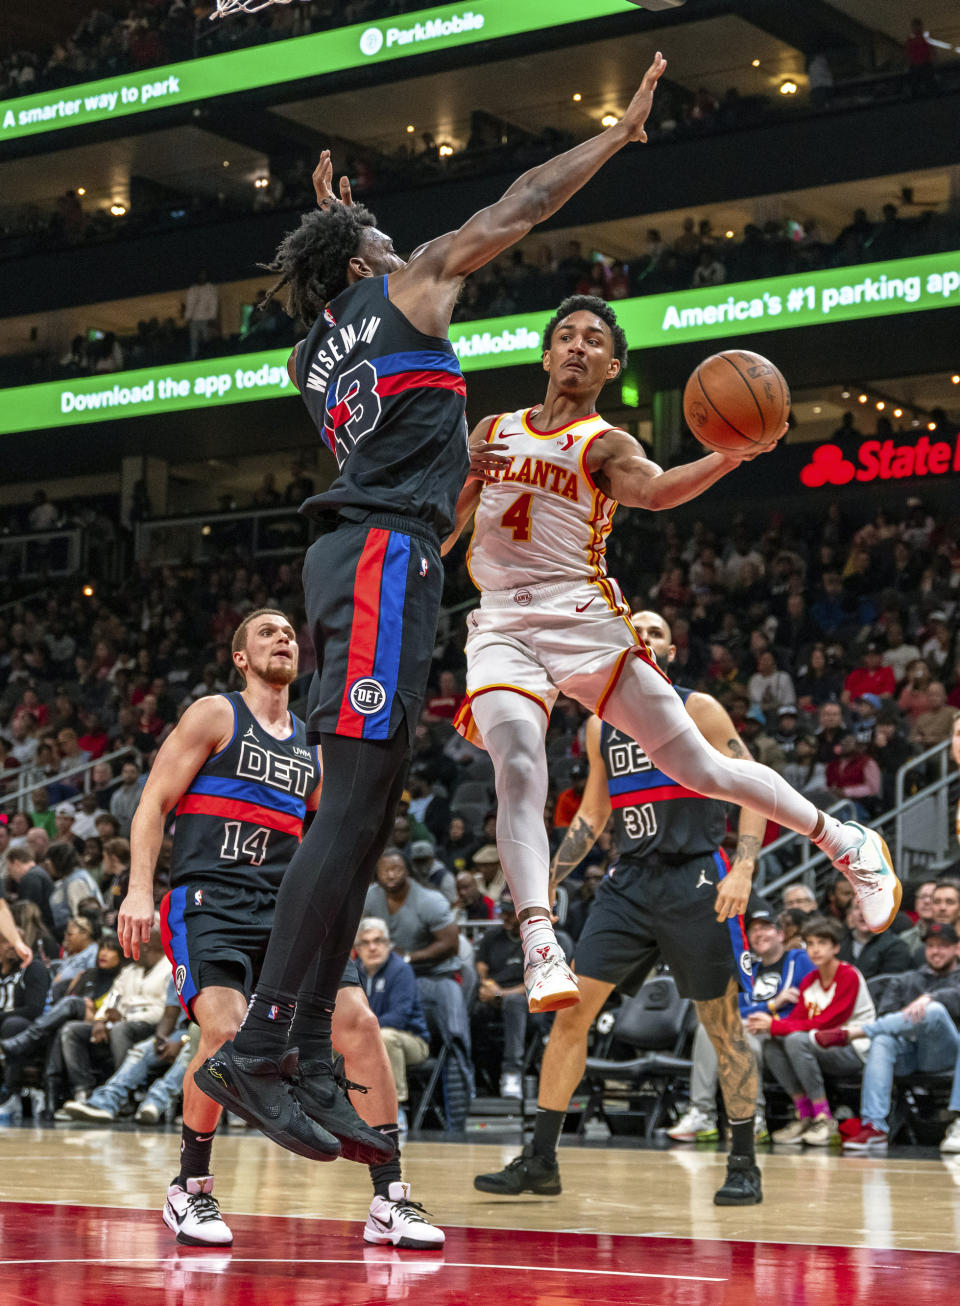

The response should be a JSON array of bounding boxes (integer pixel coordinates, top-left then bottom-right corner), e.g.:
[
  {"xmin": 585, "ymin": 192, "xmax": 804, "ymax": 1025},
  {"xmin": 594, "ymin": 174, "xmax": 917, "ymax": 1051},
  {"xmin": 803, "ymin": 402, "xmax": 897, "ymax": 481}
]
[
  {"xmin": 779, "ymin": 80, "xmax": 798, "ymax": 95},
  {"xmin": 601, "ymin": 113, "xmax": 619, "ymax": 127}
]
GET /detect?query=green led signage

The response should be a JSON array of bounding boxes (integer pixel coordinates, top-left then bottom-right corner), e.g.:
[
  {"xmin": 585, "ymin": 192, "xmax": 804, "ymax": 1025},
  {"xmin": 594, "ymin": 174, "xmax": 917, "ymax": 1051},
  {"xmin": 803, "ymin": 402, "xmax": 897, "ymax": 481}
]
[
  {"xmin": 0, "ymin": 0, "xmax": 631, "ymax": 142},
  {"xmin": 3, "ymin": 249, "xmax": 959, "ymax": 436}
]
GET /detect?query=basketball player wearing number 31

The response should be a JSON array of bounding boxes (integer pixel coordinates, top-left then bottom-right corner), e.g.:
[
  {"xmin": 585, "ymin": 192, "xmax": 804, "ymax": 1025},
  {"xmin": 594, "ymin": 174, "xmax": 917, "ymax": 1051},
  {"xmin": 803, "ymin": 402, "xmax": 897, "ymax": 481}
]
[{"xmin": 444, "ymin": 296, "xmax": 900, "ymax": 1013}]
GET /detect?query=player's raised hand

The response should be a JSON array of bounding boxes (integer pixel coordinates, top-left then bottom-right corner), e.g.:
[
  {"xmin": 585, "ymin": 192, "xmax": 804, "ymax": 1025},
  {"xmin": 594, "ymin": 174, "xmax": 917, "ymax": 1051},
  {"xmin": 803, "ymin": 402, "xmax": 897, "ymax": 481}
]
[
  {"xmin": 469, "ymin": 441, "xmax": 513, "ymax": 482},
  {"xmin": 117, "ymin": 888, "xmax": 156, "ymax": 960},
  {"xmin": 313, "ymin": 150, "xmax": 354, "ymax": 209},
  {"xmin": 619, "ymin": 51, "xmax": 668, "ymax": 143}
]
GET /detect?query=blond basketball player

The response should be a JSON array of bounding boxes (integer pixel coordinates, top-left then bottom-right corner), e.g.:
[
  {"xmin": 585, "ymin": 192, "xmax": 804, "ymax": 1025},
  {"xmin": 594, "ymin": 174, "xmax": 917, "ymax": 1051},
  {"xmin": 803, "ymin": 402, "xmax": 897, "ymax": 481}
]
[{"xmin": 443, "ymin": 295, "xmax": 900, "ymax": 1014}]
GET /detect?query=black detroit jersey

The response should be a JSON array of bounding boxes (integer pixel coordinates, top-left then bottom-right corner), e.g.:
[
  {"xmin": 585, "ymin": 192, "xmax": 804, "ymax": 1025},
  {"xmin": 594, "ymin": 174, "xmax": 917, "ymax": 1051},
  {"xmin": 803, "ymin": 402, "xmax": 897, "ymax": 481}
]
[
  {"xmin": 296, "ymin": 275, "xmax": 470, "ymax": 537},
  {"xmin": 600, "ymin": 688, "xmax": 727, "ymax": 863},
  {"xmin": 170, "ymin": 692, "xmax": 320, "ymax": 892}
]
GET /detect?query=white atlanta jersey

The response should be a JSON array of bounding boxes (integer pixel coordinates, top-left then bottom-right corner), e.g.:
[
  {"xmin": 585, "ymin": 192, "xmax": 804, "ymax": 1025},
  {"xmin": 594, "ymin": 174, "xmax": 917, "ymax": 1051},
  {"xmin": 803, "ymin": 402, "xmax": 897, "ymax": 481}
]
[{"xmin": 467, "ymin": 407, "xmax": 618, "ymax": 594}]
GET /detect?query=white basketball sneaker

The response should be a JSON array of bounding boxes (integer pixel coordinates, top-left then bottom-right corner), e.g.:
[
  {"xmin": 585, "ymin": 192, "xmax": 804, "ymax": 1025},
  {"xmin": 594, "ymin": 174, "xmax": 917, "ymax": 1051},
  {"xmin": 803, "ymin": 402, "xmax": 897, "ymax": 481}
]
[
  {"xmin": 523, "ymin": 944, "xmax": 579, "ymax": 1013},
  {"xmin": 831, "ymin": 822, "xmax": 901, "ymax": 933},
  {"xmin": 163, "ymin": 1176, "xmax": 234, "ymax": 1246},
  {"xmin": 363, "ymin": 1182, "xmax": 445, "ymax": 1250}
]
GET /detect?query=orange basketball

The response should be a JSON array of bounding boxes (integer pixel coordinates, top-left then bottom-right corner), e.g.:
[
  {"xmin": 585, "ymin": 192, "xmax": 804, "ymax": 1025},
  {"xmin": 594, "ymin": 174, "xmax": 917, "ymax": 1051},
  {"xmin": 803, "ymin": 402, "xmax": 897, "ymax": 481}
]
[{"xmin": 683, "ymin": 350, "xmax": 790, "ymax": 455}]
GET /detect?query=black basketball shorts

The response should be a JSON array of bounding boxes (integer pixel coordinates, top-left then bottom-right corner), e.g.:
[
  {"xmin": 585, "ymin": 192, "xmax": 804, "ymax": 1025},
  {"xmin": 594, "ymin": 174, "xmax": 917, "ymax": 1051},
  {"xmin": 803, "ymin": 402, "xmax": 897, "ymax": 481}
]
[
  {"xmin": 161, "ymin": 881, "xmax": 364, "ymax": 1018},
  {"xmin": 572, "ymin": 851, "xmax": 754, "ymax": 1003},
  {"xmin": 302, "ymin": 512, "xmax": 443, "ymax": 745}
]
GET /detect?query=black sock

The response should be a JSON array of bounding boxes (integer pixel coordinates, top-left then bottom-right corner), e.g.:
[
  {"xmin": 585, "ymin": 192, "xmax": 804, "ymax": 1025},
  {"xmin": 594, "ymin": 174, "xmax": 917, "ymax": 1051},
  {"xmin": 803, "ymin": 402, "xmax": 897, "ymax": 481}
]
[
  {"xmin": 531, "ymin": 1107, "xmax": 565, "ymax": 1163},
  {"xmin": 369, "ymin": 1123, "xmax": 402, "ymax": 1196},
  {"xmin": 178, "ymin": 1122, "xmax": 216, "ymax": 1182},
  {"xmin": 233, "ymin": 987, "xmax": 296, "ymax": 1059},
  {"xmin": 729, "ymin": 1117, "xmax": 756, "ymax": 1161},
  {"xmin": 289, "ymin": 994, "xmax": 336, "ymax": 1063}
]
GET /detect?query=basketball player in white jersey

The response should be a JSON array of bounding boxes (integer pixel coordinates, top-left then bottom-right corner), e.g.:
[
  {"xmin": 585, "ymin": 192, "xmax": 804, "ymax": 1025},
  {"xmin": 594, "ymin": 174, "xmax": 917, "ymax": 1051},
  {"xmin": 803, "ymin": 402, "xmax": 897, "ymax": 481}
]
[{"xmin": 443, "ymin": 295, "xmax": 900, "ymax": 1013}]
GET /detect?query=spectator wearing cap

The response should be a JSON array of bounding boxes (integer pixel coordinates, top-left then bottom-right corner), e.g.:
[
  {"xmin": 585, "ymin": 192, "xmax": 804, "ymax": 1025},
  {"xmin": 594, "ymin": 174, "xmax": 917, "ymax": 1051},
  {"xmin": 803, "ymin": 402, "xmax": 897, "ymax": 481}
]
[
  {"xmin": 5, "ymin": 845, "xmax": 55, "ymax": 934},
  {"xmin": 355, "ymin": 916, "xmax": 430, "ymax": 1131},
  {"xmin": 834, "ymin": 921, "xmax": 960, "ymax": 1152},
  {"xmin": 838, "ymin": 900, "xmax": 911, "ymax": 979},
  {"xmin": 673, "ymin": 907, "xmax": 816, "ymax": 1142},
  {"xmin": 471, "ymin": 843, "xmax": 506, "ymax": 901},
  {"xmin": 409, "ymin": 839, "xmax": 457, "ymax": 905},
  {"xmin": 51, "ymin": 801, "xmax": 84, "ymax": 855},
  {"xmin": 826, "ymin": 733, "xmax": 882, "ymax": 818},
  {"xmin": 911, "ymin": 684, "xmax": 954, "ymax": 748},
  {"xmin": 773, "ymin": 706, "xmax": 800, "ymax": 761},
  {"xmin": 850, "ymin": 694, "xmax": 882, "ymax": 745},
  {"xmin": 843, "ymin": 644, "xmax": 896, "ymax": 705},
  {"xmin": 747, "ymin": 915, "xmax": 875, "ymax": 1146},
  {"xmin": 553, "ymin": 761, "xmax": 588, "ymax": 829}
]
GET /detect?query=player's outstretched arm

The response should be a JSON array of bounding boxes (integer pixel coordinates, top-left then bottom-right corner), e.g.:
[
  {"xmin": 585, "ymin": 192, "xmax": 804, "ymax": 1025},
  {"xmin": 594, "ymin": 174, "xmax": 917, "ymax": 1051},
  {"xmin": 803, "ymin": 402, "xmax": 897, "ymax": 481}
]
[
  {"xmin": 685, "ymin": 694, "xmax": 765, "ymax": 922},
  {"xmin": 118, "ymin": 695, "xmax": 235, "ymax": 960},
  {"xmin": 402, "ymin": 52, "xmax": 666, "ymax": 287},
  {"xmin": 549, "ymin": 717, "xmax": 612, "ymax": 897},
  {"xmin": 588, "ymin": 428, "xmax": 740, "ymax": 509}
]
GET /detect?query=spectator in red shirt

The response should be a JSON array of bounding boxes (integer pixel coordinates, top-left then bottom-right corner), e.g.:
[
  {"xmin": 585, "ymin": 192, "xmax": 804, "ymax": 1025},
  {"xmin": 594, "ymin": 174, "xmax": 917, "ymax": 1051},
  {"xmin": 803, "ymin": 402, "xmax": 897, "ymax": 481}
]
[
  {"xmin": 553, "ymin": 761, "xmax": 588, "ymax": 829},
  {"xmin": 77, "ymin": 712, "xmax": 108, "ymax": 761},
  {"xmin": 843, "ymin": 644, "xmax": 896, "ymax": 704},
  {"xmin": 826, "ymin": 733, "xmax": 882, "ymax": 817},
  {"xmin": 422, "ymin": 671, "xmax": 463, "ymax": 724},
  {"xmin": 746, "ymin": 916, "xmax": 875, "ymax": 1145}
]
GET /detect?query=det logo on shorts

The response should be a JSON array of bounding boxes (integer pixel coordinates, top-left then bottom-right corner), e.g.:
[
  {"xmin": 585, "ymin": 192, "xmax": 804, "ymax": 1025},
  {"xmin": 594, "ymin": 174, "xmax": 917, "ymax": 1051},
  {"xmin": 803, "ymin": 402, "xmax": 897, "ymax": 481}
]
[{"xmin": 349, "ymin": 677, "xmax": 388, "ymax": 715}]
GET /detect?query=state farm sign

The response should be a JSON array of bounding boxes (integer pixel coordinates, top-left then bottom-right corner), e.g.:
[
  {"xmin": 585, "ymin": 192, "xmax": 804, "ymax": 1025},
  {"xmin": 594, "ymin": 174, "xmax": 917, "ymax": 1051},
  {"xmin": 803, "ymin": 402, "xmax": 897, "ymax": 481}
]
[{"xmin": 799, "ymin": 433, "xmax": 960, "ymax": 488}]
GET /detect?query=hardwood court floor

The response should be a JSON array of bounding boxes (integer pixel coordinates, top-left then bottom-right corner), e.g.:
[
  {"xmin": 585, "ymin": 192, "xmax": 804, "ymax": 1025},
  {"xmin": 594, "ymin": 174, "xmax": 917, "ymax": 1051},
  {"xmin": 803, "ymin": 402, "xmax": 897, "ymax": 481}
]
[{"xmin": 1, "ymin": 1125, "xmax": 959, "ymax": 1304}]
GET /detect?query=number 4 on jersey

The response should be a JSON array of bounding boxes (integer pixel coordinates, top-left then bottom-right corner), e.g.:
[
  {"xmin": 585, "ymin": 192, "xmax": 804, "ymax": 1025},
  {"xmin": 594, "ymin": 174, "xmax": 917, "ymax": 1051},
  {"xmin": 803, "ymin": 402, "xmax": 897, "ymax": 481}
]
[
  {"xmin": 500, "ymin": 492, "xmax": 533, "ymax": 542},
  {"xmin": 220, "ymin": 821, "xmax": 271, "ymax": 866}
]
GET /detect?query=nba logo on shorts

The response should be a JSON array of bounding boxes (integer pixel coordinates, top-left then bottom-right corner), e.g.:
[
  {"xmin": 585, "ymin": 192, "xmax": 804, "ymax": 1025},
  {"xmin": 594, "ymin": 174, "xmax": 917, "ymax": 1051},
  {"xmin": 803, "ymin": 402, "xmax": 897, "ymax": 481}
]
[
  {"xmin": 419, "ymin": 556, "xmax": 429, "ymax": 577},
  {"xmin": 268, "ymin": 1004, "xmax": 280, "ymax": 1021},
  {"xmin": 349, "ymin": 677, "xmax": 387, "ymax": 715},
  {"xmin": 175, "ymin": 965, "xmax": 187, "ymax": 996},
  {"xmin": 194, "ymin": 888, "xmax": 203, "ymax": 907}
]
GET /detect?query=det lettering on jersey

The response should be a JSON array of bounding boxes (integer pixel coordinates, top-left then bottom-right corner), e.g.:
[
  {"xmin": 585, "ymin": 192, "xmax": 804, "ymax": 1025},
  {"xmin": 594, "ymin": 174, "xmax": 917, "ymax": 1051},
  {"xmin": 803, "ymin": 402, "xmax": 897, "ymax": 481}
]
[
  {"xmin": 237, "ymin": 739, "xmax": 314, "ymax": 797},
  {"xmin": 304, "ymin": 317, "xmax": 382, "ymax": 398},
  {"xmin": 607, "ymin": 738, "xmax": 654, "ymax": 776}
]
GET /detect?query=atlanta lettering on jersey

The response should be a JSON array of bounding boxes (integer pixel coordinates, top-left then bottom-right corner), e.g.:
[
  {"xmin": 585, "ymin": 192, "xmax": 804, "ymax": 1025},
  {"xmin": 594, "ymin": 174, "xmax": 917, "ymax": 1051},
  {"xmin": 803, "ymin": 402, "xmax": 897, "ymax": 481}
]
[
  {"xmin": 497, "ymin": 455, "xmax": 580, "ymax": 501},
  {"xmin": 304, "ymin": 316, "xmax": 383, "ymax": 397}
]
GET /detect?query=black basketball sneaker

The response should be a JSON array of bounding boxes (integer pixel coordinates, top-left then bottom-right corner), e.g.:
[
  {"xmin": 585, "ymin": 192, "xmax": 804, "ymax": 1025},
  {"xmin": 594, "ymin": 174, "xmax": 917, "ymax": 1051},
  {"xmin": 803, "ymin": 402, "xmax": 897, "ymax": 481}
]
[
  {"xmin": 473, "ymin": 1145, "xmax": 562, "ymax": 1196},
  {"xmin": 289, "ymin": 1056, "xmax": 398, "ymax": 1165},
  {"xmin": 195, "ymin": 1042, "xmax": 340, "ymax": 1162}
]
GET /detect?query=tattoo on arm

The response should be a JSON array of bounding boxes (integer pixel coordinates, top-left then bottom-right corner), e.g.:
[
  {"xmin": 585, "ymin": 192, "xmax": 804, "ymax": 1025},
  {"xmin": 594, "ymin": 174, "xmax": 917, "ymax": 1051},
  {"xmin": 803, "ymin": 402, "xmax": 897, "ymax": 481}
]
[
  {"xmin": 733, "ymin": 834, "xmax": 761, "ymax": 866},
  {"xmin": 726, "ymin": 736, "xmax": 748, "ymax": 760},
  {"xmin": 552, "ymin": 814, "xmax": 598, "ymax": 886},
  {"xmin": 696, "ymin": 980, "xmax": 757, "ymax": 1121}
]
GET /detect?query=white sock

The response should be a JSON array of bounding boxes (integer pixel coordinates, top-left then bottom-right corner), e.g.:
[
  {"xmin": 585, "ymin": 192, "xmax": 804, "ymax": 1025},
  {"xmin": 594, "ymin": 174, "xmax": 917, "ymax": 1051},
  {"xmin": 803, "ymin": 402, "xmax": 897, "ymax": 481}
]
[
  {"xmin": 519, "ymin": 916, "xmax": 558, "ymax": 965},
  {"xmin": 811, "ymin": 812, "xmax": 852, "ymax": 861}
]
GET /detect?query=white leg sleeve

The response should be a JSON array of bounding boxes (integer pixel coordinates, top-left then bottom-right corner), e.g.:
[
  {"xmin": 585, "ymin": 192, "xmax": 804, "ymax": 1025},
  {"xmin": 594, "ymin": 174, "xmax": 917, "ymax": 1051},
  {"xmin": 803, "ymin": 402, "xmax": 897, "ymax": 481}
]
[
  {"xmin": 469, "ymin": 691, "xmax": 552, "ymax": 914},
  {"xmin": 602, "ymin": 661, "xmax": 819, "ymax": 836}
]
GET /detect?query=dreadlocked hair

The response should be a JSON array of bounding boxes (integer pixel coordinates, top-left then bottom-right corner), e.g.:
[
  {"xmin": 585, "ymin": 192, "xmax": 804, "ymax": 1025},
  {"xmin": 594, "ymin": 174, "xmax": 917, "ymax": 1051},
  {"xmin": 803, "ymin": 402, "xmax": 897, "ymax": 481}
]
[
  {"xmin": 542, "ymin": 294, "xmax": 629, "ymax": 369},
  {"xmin": 259, "ymin": 201, "xmax": 379, "ymax": 326}
]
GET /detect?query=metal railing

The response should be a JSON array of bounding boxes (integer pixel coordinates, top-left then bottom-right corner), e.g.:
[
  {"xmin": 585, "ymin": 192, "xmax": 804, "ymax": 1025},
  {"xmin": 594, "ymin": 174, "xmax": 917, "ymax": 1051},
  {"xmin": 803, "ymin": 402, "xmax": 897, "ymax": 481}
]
[
  {"xmin": 1, "ymin": 743, "xmax": 139, "ymax": 813},
  {"xmin": 135, "ymin": 506, "xmax": 313, "ymax": 565},
  {"xmin": 755, "ymin": 799, "xmax": 857, "ymax": 901},
  {"xmin": 0, "ymin": 527, "xmax": 84, "ymax": 580}
]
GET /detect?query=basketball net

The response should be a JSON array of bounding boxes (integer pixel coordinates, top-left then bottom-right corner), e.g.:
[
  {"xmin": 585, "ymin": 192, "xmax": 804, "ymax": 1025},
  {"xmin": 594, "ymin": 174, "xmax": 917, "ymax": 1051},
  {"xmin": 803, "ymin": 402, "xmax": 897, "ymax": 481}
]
[{"xmin": 209, "ymin": 0, "xmax": 293, "ymax": 19}]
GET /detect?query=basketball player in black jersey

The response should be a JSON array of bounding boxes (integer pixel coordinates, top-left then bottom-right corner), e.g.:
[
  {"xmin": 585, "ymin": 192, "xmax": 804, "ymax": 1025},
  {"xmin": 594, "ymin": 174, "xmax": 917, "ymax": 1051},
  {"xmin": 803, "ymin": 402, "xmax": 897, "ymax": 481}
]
[
  {"xmin": 188, "ymin": 55, "xmax": 669, "ymax": 1140},
  {"xmin": 475, "ymin": 610, "xmax": 765, "ymax": 1206},
  {"xmin": 119, "ymin": 611, "xmax": 443, "ymax": 1249}
]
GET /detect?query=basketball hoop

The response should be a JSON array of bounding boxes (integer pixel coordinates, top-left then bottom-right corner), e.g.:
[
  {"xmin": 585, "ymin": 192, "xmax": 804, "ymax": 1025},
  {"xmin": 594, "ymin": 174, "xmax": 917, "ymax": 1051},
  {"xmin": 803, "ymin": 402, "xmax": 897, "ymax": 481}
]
[{"xmin": 209, "ymin": 0, "xmax": 293, "ymax": 20}]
